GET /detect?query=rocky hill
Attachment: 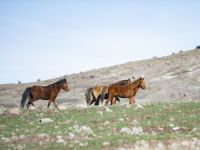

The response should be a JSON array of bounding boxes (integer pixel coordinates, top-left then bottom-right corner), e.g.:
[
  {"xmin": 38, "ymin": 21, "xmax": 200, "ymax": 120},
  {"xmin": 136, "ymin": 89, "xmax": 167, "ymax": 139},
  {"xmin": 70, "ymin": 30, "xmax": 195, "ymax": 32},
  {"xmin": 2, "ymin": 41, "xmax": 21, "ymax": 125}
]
[{"xmin": 0, "ymin": 49, "xmax": 200, "ymax": 108}]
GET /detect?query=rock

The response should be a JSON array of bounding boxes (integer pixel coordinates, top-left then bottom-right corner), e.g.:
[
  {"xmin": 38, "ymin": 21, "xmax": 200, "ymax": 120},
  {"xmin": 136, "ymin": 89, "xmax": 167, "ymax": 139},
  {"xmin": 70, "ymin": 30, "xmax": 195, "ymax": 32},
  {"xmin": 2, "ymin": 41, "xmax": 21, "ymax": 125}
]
[
  {"xmin": 39, "ymin": 118, "xmax": 53, "ymax": 123},
  {"xmin": 75, "ymin": 104, "xmax": 87, "ymax": 109},
  {"xmin": 8, "ymin": 108, "xmax": 20, "ymax": 115},
  {"xmin": 79, "ymin": 126, "xmax": 93, "ymax": 135},
  {"xmin": 120, "ymin": 127, "xmax": 143, "ymax": 135},
  {"xmin": 56, "ymin": 138, "xmax": 65, "ymax": 143},
  {"xmin": 102, "ymin": 141, "xmax": 110, "ymax": 146},
  {"xmin": 58, "ymin": 105, "xmax": 66, "ymax": 110},
  {"xmin": 29, "ymin": 105, "xmax": 36, "ymax": 110},
  {"xmin": 173, "ymin": 127, "xmax": 180, "ymax": 131},
  {"xmin": 38, "ymin": 134, "xmax": 47, "ymax": 138},
  {"xmin": 131, "ymin": 127, "xmax": 143, "ymax": 135},
  {"xmin": 68, "ymin": 132, "xmax": 75, "ymax": 139},
  {"xmin": 120, "ymin": 128, "xmax": 132, "ymax": 134},
  {"xmin": 15, "ymin": 144, "xmax": 24, "ymax": 150},
  {"xmin": 103, "ymin": 121, "xmax": 110, "ymax": 125},
  {"xmin": 117, "ymin": 147, "xmax": 127, "ymax": 150},
  {"xmin": 105, "ymin": 107, "xmax": 112, "ymax": 112},
  {"xmin": 136, "ymin": 104, "xmax": 144, "ymax": 109},
  {"xmin": 1, "ymin": 137, "xmax": 10, "ymax": 143},
  {"xmin": 119, "ymin": 118, "xmax": 124, "ymax": 122},
  {"xmin": 79, "ymin": 142, "xmax": 88, "ymax": 147},
  {"xmin": 97, "ymin": 111, "xmax": 103, "ymax": 116}
]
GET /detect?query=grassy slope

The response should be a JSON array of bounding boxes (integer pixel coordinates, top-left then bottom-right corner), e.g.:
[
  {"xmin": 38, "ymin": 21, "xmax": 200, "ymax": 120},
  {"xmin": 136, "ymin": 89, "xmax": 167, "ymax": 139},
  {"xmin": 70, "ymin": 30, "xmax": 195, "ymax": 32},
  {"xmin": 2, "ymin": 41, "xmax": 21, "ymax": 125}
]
[{"xmin": 0, "ymin": 102, "xmax": 200, "ymax": 149}]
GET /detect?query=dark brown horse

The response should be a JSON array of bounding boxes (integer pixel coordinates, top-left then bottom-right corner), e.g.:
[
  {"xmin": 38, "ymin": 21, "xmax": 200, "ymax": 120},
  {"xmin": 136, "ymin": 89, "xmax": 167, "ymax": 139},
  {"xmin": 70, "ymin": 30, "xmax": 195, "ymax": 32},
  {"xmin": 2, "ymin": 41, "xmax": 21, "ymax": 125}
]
[
  {"xmin": 85, "ymin": 78, "xmax": 131, "ymax": 106},
  {"xmin": 105, "ymin": 76, "xmax": 145, "ymax": 105},
  {"xmin": 20, "ymin": 79, "xmax": 70, "ymax": 109}
]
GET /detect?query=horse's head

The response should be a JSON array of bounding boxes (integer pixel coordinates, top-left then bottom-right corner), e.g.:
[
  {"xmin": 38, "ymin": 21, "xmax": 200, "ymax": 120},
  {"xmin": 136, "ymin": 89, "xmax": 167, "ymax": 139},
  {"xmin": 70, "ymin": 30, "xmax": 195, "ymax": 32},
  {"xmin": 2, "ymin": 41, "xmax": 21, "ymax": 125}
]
[
  {"xmin": 63, "ymin": 79, "xmax": 70, "ymax": 91},
  {"xmin": 139, "ymin": 75, "xmax": 145, "ymax": 89}
]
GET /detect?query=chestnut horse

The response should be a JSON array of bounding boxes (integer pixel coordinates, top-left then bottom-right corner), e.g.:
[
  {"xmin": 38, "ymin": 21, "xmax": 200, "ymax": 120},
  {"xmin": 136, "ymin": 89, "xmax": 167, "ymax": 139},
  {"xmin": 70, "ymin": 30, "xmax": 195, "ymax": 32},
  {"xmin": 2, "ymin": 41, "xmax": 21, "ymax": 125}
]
[
  {"xmin": 85, "ymin": 78, "xmax": 131, "ymax": 105},
  {"xmin": 100, "ymin": 78, "xmax": 132, "ymax": 103},
  {"xmin": 20, "ymin": 79, "xmax": 70, "ymax": 109},
  {"xmin": 105, "ymin": 76, "xmax": 145, "ymax": 105}
]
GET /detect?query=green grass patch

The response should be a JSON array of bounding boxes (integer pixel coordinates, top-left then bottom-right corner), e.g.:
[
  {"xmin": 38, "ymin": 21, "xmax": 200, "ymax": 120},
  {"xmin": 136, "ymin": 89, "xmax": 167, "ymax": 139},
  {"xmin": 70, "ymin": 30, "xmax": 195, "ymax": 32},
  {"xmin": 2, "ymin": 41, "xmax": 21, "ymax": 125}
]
[{"xmin": 0, "ymin": 102, "xmax": 200, "ymax": 149}]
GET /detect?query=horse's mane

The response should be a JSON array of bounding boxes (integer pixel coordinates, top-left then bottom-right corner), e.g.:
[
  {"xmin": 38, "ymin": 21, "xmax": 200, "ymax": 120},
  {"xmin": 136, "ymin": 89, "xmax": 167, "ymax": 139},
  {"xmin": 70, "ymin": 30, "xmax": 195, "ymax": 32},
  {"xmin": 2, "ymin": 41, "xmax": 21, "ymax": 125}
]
[
  {"xmin": 111, "ymin": 79, "xmax": 130, "ymax": 85},
  {"xmin": 47, "ymin": 79, "xmax": 66, "ymax": 87}
]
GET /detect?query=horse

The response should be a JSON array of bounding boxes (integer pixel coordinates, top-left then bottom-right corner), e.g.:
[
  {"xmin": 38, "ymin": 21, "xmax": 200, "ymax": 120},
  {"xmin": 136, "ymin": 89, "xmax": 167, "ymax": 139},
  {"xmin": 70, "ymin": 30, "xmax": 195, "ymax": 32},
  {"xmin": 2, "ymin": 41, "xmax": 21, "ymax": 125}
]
[
  {"xmin": 85, "ymin": 78, "xmax": 131, "ymax": 106},
  {"xmin": 20, "ymin": 79, "xmax": 70, "ymax": 109},
  {"xmin": 100, "ymin": 78, "xmax": 132, "ymax": 103},
  {"xmin": 105, "ymin": 76, "xmax": 145, "ymax": 106}
]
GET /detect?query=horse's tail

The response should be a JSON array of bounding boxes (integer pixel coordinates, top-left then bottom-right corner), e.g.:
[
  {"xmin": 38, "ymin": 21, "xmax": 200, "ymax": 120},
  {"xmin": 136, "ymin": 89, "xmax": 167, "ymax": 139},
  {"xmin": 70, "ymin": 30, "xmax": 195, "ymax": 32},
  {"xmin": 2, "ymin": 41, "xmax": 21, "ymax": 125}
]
[
  {"xmin": 21, "ymin": 87, "xmax": 31, "ymax": 108},
  {"xmin": 85, "ymin": 88, "xmax": 93, "ymax": 105}
]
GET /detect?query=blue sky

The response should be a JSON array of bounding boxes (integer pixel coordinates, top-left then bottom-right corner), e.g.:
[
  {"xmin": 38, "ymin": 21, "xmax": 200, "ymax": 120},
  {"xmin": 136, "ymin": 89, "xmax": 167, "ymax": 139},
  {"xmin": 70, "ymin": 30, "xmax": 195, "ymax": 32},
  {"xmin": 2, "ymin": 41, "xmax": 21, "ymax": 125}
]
[{"xmin": 0, "ymin": 1, "xmax": 200, "ymax": 84}]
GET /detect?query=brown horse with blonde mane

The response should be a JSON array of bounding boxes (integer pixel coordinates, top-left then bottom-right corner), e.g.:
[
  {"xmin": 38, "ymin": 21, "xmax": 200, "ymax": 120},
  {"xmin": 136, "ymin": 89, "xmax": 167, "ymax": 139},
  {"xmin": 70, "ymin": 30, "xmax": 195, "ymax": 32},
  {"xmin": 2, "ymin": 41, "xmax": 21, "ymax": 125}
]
[
  {"xmin": 20, "ymin": 79, "xmax": 70, "ymax": 109},
  {"xmin": 105, "ymin": 76, "xmax": 145, "ymax": 105},
  {"xmin": 85, "ymin": 78, "xmax": 131, "ymax": 105}
]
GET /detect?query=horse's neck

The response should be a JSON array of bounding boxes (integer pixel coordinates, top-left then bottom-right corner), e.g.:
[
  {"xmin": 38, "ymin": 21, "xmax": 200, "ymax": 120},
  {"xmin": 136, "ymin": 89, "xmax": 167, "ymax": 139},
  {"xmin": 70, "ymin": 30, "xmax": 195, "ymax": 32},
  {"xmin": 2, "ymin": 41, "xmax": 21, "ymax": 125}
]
[
  {"xmin": 50, "ymin": 83, "xmax": 63, "ymax": 92},
  {"xmin": 131, "ymin": 80, "xmax": 140, "ymax": 90}
]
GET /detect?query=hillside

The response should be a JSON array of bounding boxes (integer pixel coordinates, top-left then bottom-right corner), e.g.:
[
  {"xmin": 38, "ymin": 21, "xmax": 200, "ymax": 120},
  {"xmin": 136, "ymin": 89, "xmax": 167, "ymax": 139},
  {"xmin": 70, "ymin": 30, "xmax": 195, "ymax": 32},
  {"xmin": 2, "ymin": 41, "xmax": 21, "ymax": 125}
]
[{"xmin": 0, "ymin": 49, "xmax": 200, "ymax": 108}]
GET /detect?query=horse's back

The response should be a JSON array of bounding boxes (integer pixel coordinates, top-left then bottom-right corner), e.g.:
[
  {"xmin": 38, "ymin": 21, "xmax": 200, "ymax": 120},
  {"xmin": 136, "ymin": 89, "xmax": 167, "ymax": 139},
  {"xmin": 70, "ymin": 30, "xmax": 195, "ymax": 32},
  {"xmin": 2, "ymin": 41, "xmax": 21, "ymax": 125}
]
[{"xmin": 30, "ymin": 85, "xmax": 51, "ymax": 100}]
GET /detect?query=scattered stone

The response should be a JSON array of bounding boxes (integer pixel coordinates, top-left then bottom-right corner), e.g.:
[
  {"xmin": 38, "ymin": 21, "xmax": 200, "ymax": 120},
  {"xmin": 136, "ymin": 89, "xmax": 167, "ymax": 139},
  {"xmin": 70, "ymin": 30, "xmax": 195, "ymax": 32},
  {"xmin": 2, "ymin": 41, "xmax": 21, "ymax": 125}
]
[
  {"xmin": 119, "ymin": 118, "xmax": 124, "ymax": 122},
  {"xmin": 132, "ymin": 127, "xmax": 143, "ymax": 135},
  {"xmin": 29, "ymin": 105, "xmax": 36, "ymax": 110},
  {"xmin": 173, "ymin": 127, "xmax": 180, "ymax": 131},
  {"xmin": 136, "ymin": 104, "xmax": 144, "ymax": 109},
  {"xmin": 97, "ymin": 111, "xmax": 103, "ymax": 116},
  {"xmin": 79, "ymin": 142, "xmax": 88, "ymax": 147},
  {"xmin": 120, "ymin": 127, "xmax": 143, "ymax": 135},
  {"xmin": 75, "ymin": 104, "xmax": 87, "ymax": 109},
  {"xmin": 102, "ymin": 141, "xmax": 110, "ymax": 146},
  {"xmin": 131, "ymin": 120, "xmax": 138, "ymax": 125},
  {"xmin": 68, "ymin": 132, "xmax": 75, "ymax": 139},
  {"xmin": 1, "ymin": 137, "xmax": 10, "ymax": 143},
  {"xmin": 104, "ymin": 121, "xmax": 110, "ymax": 125},
  {"xmin": 15, "ymin": 144, "xmax": 24, "ymax": 150},
  {"xmin": 58, "ymin": 105, "xmax": 66, "ymax": 110},
  {"xmin": 0, "ymin": 125, "xmax": 6, "ymax": 128},
  {"xmin": 8, "ymin": 108, "xmax": 20, "ymax": 115},
  {"xmin": 39, "ymin": 118, "xmax": 53, "ymax": 123},
  {"xmin": 56, "ymin": 138, "xmax": 65, "ymax": 143},
  {"xmin": 57, "ymin": 135, "xmax": 62, "ymax": 139},
  {"xmin": 117, "ymin": 147, "xmax": 127, "ymax": 150},
  {"xmin": 105, "ymin": 107, "xmax": 112, "ymax": 112},
  {"xmin": 38, "ymin": 134, "xmax": 47, "ymax": 138},
  {"xmin": 79, "ymin": 126, "xmax": 93, "ymax": 135}
]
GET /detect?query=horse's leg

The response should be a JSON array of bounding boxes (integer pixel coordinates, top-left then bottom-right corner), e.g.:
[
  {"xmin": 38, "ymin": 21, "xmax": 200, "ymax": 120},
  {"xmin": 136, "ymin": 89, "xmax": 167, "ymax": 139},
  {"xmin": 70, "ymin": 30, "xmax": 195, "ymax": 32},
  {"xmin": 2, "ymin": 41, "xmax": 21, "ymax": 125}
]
[
  {"xmin": 111, "ymin": 97, "xmax": 116, "ymax": 105},
  {"xmin": 31, "ymin": 102, "xmax": 35, "ymax": 107},
  {"xmin": 53, "ymin": 100, "xmax": 59, "ymax": 109},
  {"xmin": 129, "ymin": 96, "xmax": 135, "ymax": 105},
  {"xmin": 89, "ymin": 99, "xmax": 95, "ymax": 105},
  {"xmin": 105, "ymin": 94, "xmax": 113, "ymax": 106},
  {"xmin": 47, "ymin": 100, "xmax": 53, "ymax": 109},
  {"xmin": 116, "ymin": 97, "xmax": 120, "ymax": 103},
  {"xmin": 94, "ymin": 99, "xmax": 99, "ymax": 106},
  {"xmin": 26, "ymin": 101, "xmax": 31, "ymax": 109}
]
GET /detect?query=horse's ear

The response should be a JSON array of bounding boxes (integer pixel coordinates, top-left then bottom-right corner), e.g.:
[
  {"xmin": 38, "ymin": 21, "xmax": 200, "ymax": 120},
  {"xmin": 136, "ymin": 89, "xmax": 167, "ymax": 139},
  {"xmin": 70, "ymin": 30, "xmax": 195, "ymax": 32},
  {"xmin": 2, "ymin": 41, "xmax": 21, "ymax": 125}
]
[{"xmin": 140, "ymin": 75, "xmax": 144, "ymax": 79}]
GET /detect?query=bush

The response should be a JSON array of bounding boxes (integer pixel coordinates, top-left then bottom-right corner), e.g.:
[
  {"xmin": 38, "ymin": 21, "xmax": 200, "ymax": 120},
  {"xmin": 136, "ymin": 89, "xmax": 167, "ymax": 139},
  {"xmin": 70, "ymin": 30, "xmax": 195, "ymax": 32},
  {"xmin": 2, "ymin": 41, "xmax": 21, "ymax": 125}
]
[{"xmin": 196, "ymin": 45, "xmax": 200, "ymax": 49}]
